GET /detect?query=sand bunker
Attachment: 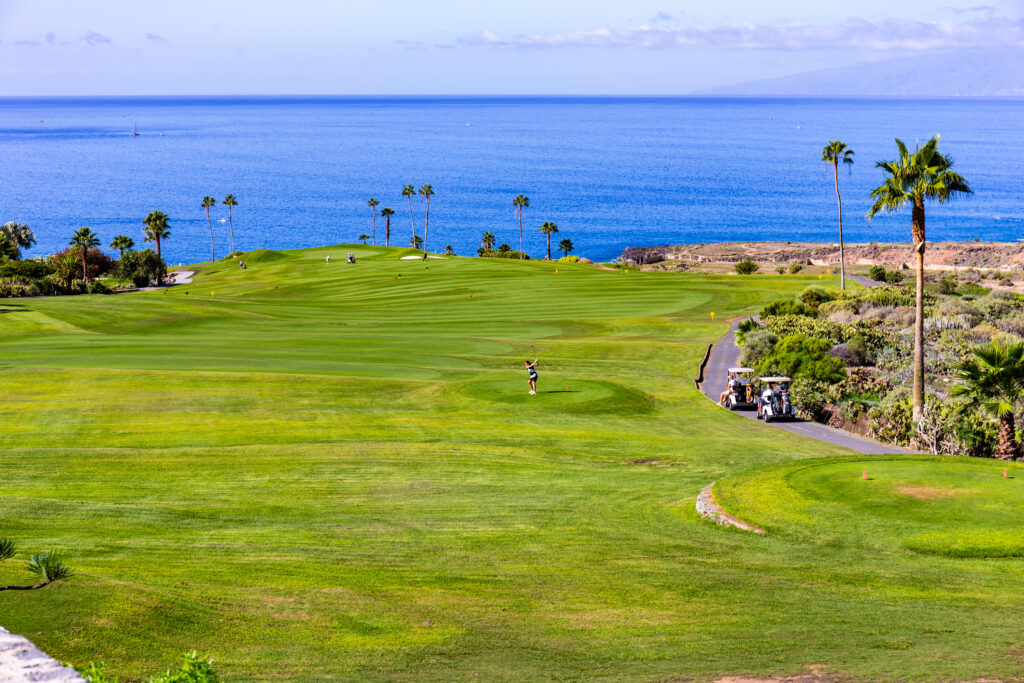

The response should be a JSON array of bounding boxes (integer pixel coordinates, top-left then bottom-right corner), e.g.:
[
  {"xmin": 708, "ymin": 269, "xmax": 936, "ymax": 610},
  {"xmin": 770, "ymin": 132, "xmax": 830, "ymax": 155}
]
[{"xmin": 399, "ymin": 255, "xmax": 446, "ymax": 260}]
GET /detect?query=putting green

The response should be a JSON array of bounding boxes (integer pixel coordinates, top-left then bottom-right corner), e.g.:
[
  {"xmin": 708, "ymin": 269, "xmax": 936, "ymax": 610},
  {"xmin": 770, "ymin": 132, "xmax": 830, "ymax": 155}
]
[
  {"xmin": 458, "ymin": 378, "xmax": 653, "ymax": 413},
  {"xmin": 715, "ymin": 455, "xmax": 1024, "ymax": 558}
]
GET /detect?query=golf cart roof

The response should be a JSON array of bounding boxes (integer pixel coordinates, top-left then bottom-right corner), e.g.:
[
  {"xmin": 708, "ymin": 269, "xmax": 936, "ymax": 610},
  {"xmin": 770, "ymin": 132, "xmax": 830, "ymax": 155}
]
[
  {"xmin": 728, "ymin": 367, "xmax": 754, "ymax": 374},
  {"xmin": 759, "ymin": 376, "xmax": 792, "ymax": 383}
]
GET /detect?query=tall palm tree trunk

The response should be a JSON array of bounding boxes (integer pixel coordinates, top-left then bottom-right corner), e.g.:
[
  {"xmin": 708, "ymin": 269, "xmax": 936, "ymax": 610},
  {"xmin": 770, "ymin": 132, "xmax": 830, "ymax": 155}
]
[
  {"xmin": 371, "ymin": 211, "xmax": 376, "ymax": 246},
  {"xmin": 206, "ymin": 209, "xmax": 215, "ymax": 261},
  {"xmin": 912, "ymin": 200, "xmax": 926, "ymax": 422},
  {"xmin": 997, "ymin": 413, "xmax": 1021, "ymax": 460},
  {"xmin": 833, "ymin": 161, "xmax": 846, "ymax": 290},
  {"xmin": 385, "ymin": 217, "xmax": 390, "ymax": 247},
  {"xmin": 424, "ymin": 202, "xmax": 429, "ymax": 251},
  {"xmin": 228, "ymin": 207, "xmax": 235, "ymax": 254},
  {"xmin": 407, "ymin": 198, "xmax": 416, "ymax": 244},
  {"xmin": 81, "ymin": 249, "xmax": 88, "ymax": 283},
  {"xmin": 518, "ymin": 210, "xmax": 523, "ymax": 259},
  {"xmin": 546, "ymin": 234, "xmax": 552, "ymax": 260}
]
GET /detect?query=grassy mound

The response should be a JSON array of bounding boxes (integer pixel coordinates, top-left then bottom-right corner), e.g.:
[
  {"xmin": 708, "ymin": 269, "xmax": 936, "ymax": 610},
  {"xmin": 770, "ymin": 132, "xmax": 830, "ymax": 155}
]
[
  {"xmin": 459, "ymin": 378, "xmax": 653, "ymax": 414},
  {"xmin": 242, "ymin": 248, "xmax": 288, "ymax": 262},
  {"xmin": 715, "ymin": 455, "xmax": 1024, "ymax": 557}
]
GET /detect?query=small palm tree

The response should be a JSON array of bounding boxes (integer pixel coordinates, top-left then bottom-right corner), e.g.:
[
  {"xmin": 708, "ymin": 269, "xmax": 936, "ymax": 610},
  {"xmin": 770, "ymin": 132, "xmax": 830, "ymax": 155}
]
[
  {"xmin": 110, "ymin": 234, "xmax": 134, "ymax": 259},
  {"xmin": 380, "ymin": 207, "xmax": 395, "ymax": 246},
  {"xmin": 222, "ymin": 194, "xmax": 238, "ymax": 254},
  {"xmin": 821, "ymin": 141, "xmax": 854, "ymax": 290},
  {"xmin": 70, "ymin": 227, "xmax": 100, "ymax": 283},
  {"xmin": 201, "ymin": 195, "xmax": 217, "ymax": 261},
  {"xmin": 402, "ymin": 184, "xmax": 417, "ymax": 245},
  {"xmin": 0, "ymin": 222, "xmax": 36, "ymax": 258},
  {"xmin": 481, "ymin": 231, "xmax": 496, "ymax": 250},
  {"xmin": 539, "ymin": 222, "xmax": 559, "ymax": 260},
  {"xmin": 418, "ymin": 184, "xmax": 435, "ymax": 251},
  {"xmin": 868, "ymin": 136, "xmax": 972, "ymax": 422},
  {"xmin": 358, "ymin": 234, "xmax": 370, "ymax": 245},
  {"xmin": 367, "ymin": 197, "xmax": 379, "ymax": 246},
  {"xmin": 444, "ymin": 245, "xmax": 455, "ymax": 256},
  {"xmin": 559, "ymin": 238, "xmax": 574, "ymax": 257},
  {"xmin": 952, "ymin": 340, "xmax": 1024, "ymax": 460},
  {"xmin": 513, "ymin": 194, "xmax": 530, "ymax": 259},
  {"xmin": 411, "ymin": 234, "xmax": 423, "ymax": 249},
  {"xmin": 0, "ymin": 539, "xmax": 72, "ymax": 591},
  {"xmin": 142, "ymin": 210, "xmax": 171, "ymax": 283}
]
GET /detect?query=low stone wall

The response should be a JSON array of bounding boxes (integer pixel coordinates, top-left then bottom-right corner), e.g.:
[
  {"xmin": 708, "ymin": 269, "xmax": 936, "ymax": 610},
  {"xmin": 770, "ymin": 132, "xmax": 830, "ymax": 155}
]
[
  {"xmin": 0, "ymin": 626, "xmax": 83, "ymax": 682},
  {"xmin": 696, "ymin": 483, "xmax": 766, "ymax": 534}
]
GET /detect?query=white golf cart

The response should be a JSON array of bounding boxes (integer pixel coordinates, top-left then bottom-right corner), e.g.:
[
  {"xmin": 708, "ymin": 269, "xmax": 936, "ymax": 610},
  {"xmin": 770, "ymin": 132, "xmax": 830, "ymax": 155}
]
[
  {"xmin": 757, "ymin": 376, "xmax": 796, "ymax": 422},
  {"xmin": 724, "ymin": 367, "xmax": 758, "ymax": 410}
]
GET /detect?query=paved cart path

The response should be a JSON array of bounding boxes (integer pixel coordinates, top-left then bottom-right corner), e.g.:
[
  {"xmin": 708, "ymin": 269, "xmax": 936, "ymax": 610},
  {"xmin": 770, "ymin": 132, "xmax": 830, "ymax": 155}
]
[{"xmin": 700, "ymin": 322, "xmax": 908, "ymax": 455}]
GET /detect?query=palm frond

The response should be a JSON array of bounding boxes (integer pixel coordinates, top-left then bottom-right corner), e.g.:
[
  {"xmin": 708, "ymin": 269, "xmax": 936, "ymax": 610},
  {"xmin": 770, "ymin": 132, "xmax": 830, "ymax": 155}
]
[
  {"xmin": 25, "ymin": 550, "xmax": 72, "ymax": 582},
  {"xmin": 0, "ymin": 538, "xmax": 15, "ymax": 562}
]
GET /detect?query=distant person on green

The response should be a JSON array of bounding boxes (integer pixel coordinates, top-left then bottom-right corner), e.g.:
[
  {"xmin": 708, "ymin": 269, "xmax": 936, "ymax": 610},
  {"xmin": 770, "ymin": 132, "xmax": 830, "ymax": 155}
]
[{"xmin": 525, "ymin": 359, "xmax": 539, "ymax": 395}]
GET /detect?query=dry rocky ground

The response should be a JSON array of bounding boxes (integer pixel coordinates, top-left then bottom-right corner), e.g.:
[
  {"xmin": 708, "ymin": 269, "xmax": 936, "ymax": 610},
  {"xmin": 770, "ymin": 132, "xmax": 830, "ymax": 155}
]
[{"xmin": 620, "ymin": 241, "xmax": 1024, "ymax": 272}]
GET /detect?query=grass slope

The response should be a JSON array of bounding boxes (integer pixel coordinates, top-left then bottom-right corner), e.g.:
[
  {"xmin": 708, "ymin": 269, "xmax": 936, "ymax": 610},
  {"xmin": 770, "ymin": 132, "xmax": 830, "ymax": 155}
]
[{"xmin": 0, "ymin": 245, "xmax": 1020, "ymax": 681}]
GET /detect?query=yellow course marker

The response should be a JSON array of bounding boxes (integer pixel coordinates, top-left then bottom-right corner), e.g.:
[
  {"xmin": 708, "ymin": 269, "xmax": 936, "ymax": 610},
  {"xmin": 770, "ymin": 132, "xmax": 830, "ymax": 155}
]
[{"xmin": 710, "ymin": 312, "xmax": 715, "ymax": 320}]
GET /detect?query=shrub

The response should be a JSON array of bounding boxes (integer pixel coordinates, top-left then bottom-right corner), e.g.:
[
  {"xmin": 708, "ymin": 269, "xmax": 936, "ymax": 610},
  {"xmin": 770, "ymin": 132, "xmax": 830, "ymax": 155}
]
[
  {"xmin": 800, "ymin": 286, "xmax": 839, "ymax": 307},
  {"xmin": 497, "ymin": 244, "xmax": 511, "ymax": 254},
  {"xmin": 87, "ymin": 280, "xmax": 113, "ymax": 295},
  {"xmin": 0, "ymin": 259, "xmax": 53, "ymax": 281},
  {"xmin": 869, "ymin": 393, "xmax": 914, "ymax": 446},
  {"xmin": 116, "ymin": 249, "xmax": 166, "ymax": 287},
  {"xmin": 936, "ymin": 275, "xmax": 958, "ymax": 294},
  {"xmin": 760, "ymin": 298, "xmax": 815, "ymax": 318},
  {"xmin": 884, "ymin": 270, "xmax": 905, "ymax": 285},
  {"xmin": 789, "ymin": 263, "xmax": 803, "ymax": 274},
  {"xmin": 756, "ymin": 334, "xmax": 847, "ymax": 384},
  {"xmin": 741, "ymin": 329, "xmax": 778, "ymax": 365},
  {"xmin": 863, "ymin": 286, "xmax": 917, "ymax": 308},
  {"xmin": 869, "ymin": 265, "xmax": 887, "ymax": 282},
  {"xmin": 735, "ymin": 259, "xmax": 759, "ymax": 275},
  {"xmin": 818, "ymin": 299, "xmax": 859, "ymax": 317},
  {"xmin": 558, "ymin": 255, "xmax": 580, "ymax": 263}
]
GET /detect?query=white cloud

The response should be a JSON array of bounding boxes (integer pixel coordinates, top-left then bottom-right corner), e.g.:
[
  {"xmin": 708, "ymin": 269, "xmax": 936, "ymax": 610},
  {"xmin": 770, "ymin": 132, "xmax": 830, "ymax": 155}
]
[
  {"xmin": 459, "ymin": 17, "xmax": 1024, "ymax": 51},
  {"xmin": 82, "ymin": 31, "xmax": 111, "ymax": 45}
]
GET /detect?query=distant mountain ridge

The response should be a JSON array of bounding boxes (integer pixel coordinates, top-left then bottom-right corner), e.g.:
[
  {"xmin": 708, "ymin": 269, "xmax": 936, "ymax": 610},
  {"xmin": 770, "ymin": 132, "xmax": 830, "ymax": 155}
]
[{"xmin": 698, "ymin": 50, "xmax": 1024, "ymax": 97}]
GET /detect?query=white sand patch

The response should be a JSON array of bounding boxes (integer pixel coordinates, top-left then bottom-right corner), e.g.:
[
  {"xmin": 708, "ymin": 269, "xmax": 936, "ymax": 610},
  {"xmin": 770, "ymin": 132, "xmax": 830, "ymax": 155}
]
[{"xmin": 399, "ymin": 255, "xmax": 446, "ymax": 260}]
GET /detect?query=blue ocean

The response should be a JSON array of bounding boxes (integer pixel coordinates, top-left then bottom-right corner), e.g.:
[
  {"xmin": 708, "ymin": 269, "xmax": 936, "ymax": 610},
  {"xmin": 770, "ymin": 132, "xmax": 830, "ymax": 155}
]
[{"xmin": 1, "ymin": 96, "xmax": 1021, "ymax": 264}]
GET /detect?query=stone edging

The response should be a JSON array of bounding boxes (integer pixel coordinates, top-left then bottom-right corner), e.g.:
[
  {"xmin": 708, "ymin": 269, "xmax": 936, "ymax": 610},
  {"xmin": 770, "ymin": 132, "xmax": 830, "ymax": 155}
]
[
  {"xmin": 696, "ymin": 482, "xmax": 766, "ymax": 534},
  {"xmin": 0, "ymin": 626, "xmax": 84, "ymax": 682}
]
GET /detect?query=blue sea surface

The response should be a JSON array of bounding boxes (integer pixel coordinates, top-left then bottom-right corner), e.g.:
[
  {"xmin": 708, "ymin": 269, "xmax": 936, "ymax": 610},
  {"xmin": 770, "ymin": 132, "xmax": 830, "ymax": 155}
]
[{"xmin": 1, "ymin": 96, "xmax": 1021, "ymax": 264}]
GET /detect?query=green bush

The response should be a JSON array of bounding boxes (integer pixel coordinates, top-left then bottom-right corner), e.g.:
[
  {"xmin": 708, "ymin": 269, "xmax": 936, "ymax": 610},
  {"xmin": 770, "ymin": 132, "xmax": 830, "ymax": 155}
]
[
  {"xmin": 116, "ymin": 249, "xmax": 166, "ymax": 287},
  {"xmin": 760, "ymin": 298, "xmax": 816, "ymax": 318},
  {"xmin": 885, "ymin": 270, "xmax": 905, "ymax": 285},
  {"xmin": 800, "ymin": 286, "xmax": 839, "ymax": 307},
  {"xmin": 80, "ymin": 651, "xmax": 219, "ymax": 683},
  {"xmin": 87, "ymin": 280, "xmax": 113, "ymax": 295},
  {"xmin": 818, "ymin": 299, "xmax": 859, "ymax": 317},
  {"xmin": 741, "ymin": 329, "xmax": 778, "ymax": 366},
  {"xmin": 558, "ymin": 255, "xmax": 580, "ymax": 263},
  {"xmin": 789, "ymin": 263, "xmax": 803, "ymax": 274},
  {"xmin": 735, "ymin": 259, "xmax": 759, "ymax": 275},
  {"xmin": 0, "ymin": 259, "xmax": 53, "ymax": 281},
  {"xmin": 869, "ymin": 265, "xmax": 887, "ymax": 282},
  {"xmin": 755, "ymin": 334, "xmax": 846, "ymax": 384}
]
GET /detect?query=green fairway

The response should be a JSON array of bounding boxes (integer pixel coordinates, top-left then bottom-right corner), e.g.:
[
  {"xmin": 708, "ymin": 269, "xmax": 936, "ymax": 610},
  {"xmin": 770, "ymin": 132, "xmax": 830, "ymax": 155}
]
[{"xmin": 1, "ymin": 246, "xmax": 1023, "ymax": 681}]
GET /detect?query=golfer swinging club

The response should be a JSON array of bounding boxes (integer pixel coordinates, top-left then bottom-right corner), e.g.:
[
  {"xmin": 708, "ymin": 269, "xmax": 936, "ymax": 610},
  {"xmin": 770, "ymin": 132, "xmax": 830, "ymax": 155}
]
[{"xmin": 525, "ymin": 344, "xmax": 540, "ymax": 394}]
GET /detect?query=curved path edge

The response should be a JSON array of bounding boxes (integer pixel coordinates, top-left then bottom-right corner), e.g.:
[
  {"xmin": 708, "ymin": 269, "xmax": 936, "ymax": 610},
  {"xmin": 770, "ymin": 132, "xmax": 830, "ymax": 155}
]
[
  {"xmin": 0, "ymin": 626, "xmax": 84, "ymax": 682},
  {"xmin": 696, "ymin": 483, "xmax": 766, "ymax": 534}
]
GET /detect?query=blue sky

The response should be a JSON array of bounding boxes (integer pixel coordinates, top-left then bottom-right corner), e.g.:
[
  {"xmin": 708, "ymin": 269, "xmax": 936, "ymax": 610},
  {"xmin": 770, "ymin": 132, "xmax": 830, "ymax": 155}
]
[{"xmin": 0, "ymin": 0, "xmax": 1021, "ymax": 95}]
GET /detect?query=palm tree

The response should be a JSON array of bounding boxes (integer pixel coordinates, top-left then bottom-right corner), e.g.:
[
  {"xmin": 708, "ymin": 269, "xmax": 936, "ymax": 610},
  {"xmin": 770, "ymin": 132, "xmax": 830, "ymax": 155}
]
[
  {"xmin": 143, "ymin": 210, "xmax": 171, "ymax": 283},
  {"xmin": 951, "ymin": 340, "xmax": 1024, "ymax": 460},
  {"xmin": 358, "ymin": 234, "xmax": 370, "ymax": 245},
  {"xmin": 0, "ymin": 222, "xmax": 36, "ymax": 259},
  {"xmin": 868, "ymin": 136, "xmax": 972, "ymax": 422},
  {"xmin": 222, "ymin": 194, "xmax": 238, "ymax": 254},
  {"xmin": 201, "ymin": 195, "xmax": 216, "ymax": 261},
  {"xmin": 539, "ymin": 222, "xmax": 559, "ymax": 260},
  {"xmin": 418, "ymin": 184, "xmax": 434, "ymax": 251},
  {"xmin": 411, "ymin": 235, "xmax": 423, "ymax": 249},
  {"xmin": 402, "ymin": 184, "xmax": 416, "ymax": 245},
  {"xmin": 110, "ymin": 234, "xmax": 134, "ymax": 259},
  {"xmin": 559, "ymin": 238, "xmax": 574, "ymax": 257},
  {"xmin": 70, "ymin": 227, "xmax": 100, "ymax": 283},
  {"xmin": 513, "ymin": 194, "xmax": 530, "ymax": 259},
  {"xmin": 380, "ymin": 207, "xmax": 395, "ymax": 247},
  {"xmin": 367, "ymin": 197, "xmax": 379, "ymax": 246},
  {"xmin": 821, "ymin": 141, "xmax": 854, "ymax": 290},
  {"xmin": 481, "ymin": 231, "xmax": 496, "ymax": 251},
  {"xmin": 444, "ymin": 245, "xmax": 455, "ymax": 256}
]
